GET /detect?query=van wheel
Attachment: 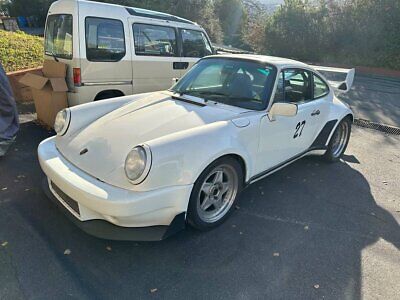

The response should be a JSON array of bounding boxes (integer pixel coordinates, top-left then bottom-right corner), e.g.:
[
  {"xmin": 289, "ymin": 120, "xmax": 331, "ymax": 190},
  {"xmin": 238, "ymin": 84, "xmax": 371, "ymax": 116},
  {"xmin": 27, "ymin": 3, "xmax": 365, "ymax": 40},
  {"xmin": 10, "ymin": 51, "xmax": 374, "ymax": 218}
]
[{"xmin": 94, "ymin": 90, "xmax": 124, "ymax": 101}]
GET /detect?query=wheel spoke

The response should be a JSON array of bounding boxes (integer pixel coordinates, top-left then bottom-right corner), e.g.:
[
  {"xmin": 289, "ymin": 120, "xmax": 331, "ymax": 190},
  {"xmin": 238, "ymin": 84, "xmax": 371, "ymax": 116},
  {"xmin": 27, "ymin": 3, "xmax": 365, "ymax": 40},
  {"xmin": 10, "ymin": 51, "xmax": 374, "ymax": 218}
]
[
  {"xmin": 221, "ymin": 182, "xmax": 230, "ymax": 195},
  {"xmin": 213, "ymin": 170, "xmax": 224, "ymax": 184},
  {"xmin": 213, "ymin": 198, "xmax": 223, "ymax": 210},
  {"xmin": 200, "ymin": 196, "xmax": 214, "ymax": 210}
]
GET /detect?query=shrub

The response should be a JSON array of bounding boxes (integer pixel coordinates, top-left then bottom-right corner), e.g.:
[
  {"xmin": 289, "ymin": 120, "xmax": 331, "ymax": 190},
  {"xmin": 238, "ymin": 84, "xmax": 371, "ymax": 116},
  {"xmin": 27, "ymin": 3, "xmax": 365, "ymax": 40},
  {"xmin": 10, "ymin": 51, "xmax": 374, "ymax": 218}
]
[{"xmin": 0, "ymin": 30, "xmax": 43, "ymax": 73}]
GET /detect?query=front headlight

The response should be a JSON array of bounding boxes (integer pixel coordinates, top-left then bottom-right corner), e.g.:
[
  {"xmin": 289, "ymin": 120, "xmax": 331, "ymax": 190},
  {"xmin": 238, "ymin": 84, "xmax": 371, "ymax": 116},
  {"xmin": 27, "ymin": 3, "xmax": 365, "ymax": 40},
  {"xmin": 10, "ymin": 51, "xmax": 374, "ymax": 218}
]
[
  {"xmin": 124, "ymin": 145, "xmax": 152, "ymax": 184},
  {"xmin": 54, "ymin": 109, "xmax": 71, "ymax": 135}
]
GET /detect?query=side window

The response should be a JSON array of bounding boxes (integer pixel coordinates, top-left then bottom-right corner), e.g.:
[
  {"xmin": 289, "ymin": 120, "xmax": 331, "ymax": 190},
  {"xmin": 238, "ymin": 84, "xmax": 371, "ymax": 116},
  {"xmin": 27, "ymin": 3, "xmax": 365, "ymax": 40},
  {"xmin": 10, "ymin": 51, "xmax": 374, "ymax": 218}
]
[
  {"xmin": 313, "ymin": 74, "xmax": 329, "ymax": 98},
  {"xmin": 181, "ymin": 29, "xmax": 213, "ymax": 58},
  {"xmin": 133, "ymin": 24, "xmax": 177, "ymax": 56},
  {"xmin": 85, "ymin": 17, "xmax": 125, "ymax": 62},
  {"xmin": 275, "ymin": 69, "xmax": 312, "ymax": 103}
]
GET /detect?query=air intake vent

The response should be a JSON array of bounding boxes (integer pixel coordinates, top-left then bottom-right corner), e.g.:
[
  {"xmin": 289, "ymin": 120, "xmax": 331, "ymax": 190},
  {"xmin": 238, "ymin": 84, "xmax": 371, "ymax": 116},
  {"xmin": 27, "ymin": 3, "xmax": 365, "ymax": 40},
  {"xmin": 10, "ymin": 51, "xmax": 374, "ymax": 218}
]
[{"xmin": 51, "ymin": 182, "xmax": 80, "ymax": 215}]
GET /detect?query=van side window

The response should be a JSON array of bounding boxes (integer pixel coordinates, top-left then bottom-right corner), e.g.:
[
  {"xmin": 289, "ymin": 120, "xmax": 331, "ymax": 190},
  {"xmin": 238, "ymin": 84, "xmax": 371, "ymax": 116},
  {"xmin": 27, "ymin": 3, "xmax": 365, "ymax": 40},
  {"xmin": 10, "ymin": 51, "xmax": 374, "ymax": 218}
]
[
  {"xmin": 181, "ymin": 29, "xmax": 213, "ymax": 58},
  {"xmin": 133, "ymin": 24, "xmax": 177, "ymax": 57},
  {"xmin": 85, "ymin": 17, "xmax": 125, "ymax": 62}
]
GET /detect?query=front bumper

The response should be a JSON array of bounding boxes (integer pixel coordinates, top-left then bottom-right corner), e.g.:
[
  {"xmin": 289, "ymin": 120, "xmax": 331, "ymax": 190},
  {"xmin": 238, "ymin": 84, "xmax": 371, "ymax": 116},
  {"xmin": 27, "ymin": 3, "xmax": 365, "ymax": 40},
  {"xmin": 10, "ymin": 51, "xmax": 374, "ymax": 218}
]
[{"xmin": 38, "ymin": 137, "xmax": 192, "ymax": 241}]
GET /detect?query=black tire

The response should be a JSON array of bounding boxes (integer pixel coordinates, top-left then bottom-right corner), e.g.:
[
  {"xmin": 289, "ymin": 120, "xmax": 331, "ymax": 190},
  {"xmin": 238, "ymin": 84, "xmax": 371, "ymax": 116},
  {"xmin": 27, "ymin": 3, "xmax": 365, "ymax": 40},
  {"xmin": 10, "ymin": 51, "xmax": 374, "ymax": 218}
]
[
  {"xmin": 187, "ymin": 156, "xmax": 244, "ymax": 231},
  {"xmin": 323, "ymin": 117, "xmax": 352, "ymax": 162}
]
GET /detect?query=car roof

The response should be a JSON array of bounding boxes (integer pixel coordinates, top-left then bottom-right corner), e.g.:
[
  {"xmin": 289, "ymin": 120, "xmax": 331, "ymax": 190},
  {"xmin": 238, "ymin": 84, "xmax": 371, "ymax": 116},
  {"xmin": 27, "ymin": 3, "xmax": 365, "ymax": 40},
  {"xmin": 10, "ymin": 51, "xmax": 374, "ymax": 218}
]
[{"xmin": 206, "ymin": 54, "xmax": 311, "ymax": 69}]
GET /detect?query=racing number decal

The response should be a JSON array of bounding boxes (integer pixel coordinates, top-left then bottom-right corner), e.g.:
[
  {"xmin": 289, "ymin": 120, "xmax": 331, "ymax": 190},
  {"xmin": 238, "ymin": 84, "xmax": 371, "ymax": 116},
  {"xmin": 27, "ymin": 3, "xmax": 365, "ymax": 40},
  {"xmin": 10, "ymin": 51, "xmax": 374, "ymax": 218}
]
[{"xmin": 294, "ymin": 120, "xmax": 306, "ymax": 138}]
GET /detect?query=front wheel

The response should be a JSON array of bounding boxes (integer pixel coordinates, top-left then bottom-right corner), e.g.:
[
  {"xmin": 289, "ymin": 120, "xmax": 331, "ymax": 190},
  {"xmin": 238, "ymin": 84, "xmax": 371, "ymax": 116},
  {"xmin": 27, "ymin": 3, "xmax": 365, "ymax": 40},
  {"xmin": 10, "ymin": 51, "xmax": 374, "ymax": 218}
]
[
  {"xmin": 323, "ymin": 117, "xmax": 352, "ymax": 162},
  {"xmin": 187, "ymin": 157, "xmax": 243, "ymax": 231}
]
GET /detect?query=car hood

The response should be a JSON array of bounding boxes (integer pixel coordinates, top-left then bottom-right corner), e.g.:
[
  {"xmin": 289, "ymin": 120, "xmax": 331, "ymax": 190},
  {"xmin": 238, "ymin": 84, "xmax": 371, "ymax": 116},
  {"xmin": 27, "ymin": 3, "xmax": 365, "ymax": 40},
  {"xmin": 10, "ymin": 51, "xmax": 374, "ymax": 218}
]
[{"xmin": 57, "ymin": 92, "xmax": 243, "ymax": 183}]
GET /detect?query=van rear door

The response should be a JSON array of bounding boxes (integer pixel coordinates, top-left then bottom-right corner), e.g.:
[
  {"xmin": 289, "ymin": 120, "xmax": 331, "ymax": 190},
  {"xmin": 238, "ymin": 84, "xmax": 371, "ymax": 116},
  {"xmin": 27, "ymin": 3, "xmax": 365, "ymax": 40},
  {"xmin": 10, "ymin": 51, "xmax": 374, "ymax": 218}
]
[
  {"xmin": 44, "ymin": 13, "xmax": 76, "ymax": 90},
  {"xmin": 129, "ymin": 19, "xmax": 181, "ymax": 93}
]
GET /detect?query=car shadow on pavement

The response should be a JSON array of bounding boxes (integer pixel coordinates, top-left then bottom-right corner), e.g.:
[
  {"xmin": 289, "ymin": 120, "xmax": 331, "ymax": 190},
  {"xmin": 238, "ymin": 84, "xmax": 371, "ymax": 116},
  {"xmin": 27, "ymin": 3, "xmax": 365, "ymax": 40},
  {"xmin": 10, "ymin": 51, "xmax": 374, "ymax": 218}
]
[{"xmin": 1, "ymin": 122, "xmax": 399, "ymax": 299}]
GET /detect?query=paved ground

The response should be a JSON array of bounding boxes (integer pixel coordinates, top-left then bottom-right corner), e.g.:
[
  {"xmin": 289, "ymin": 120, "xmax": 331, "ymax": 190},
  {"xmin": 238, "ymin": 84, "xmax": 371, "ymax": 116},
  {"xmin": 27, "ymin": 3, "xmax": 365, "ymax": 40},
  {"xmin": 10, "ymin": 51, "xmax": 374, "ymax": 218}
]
[
  {"xmin": 338, "ymin": 74, "xmax": 400, "ymax": 127},
  {"xmin": 0, "ymin": 117, "xmax": 399, "ymax": 299}
]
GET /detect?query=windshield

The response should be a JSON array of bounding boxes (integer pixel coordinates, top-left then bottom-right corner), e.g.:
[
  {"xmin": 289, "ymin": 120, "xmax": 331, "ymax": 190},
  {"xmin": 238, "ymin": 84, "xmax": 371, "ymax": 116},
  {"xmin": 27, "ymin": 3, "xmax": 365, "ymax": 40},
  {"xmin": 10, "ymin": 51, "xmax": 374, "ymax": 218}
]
[
  {"xmin": 45, "ymin": 14, "xmax": 73, "ymax": 59},
  {"xmin": 171, "ymin": 58, "xmax": 277, "ymax": 110}
]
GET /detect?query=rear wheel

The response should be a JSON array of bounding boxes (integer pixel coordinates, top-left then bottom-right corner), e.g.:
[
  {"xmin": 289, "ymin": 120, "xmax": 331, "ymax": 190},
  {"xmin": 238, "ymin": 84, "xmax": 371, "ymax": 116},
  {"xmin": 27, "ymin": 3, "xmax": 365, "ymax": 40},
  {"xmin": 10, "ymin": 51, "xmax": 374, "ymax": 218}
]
[
  {"xmin": 187, "ymin": 157, "xmax": 243, "ymax": 230},
  {"xmin": 324, "ymin": 117, "xmax": 351, "ymax": 162}
]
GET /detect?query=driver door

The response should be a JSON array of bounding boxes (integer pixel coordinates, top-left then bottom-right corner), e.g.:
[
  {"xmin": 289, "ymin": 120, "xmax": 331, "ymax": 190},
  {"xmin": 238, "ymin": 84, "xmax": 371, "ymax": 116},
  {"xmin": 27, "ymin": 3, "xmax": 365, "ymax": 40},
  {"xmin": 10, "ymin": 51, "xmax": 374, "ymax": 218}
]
[{"xmin": 255, "ymin": 69, "xmax": 322, "ymax": 175}]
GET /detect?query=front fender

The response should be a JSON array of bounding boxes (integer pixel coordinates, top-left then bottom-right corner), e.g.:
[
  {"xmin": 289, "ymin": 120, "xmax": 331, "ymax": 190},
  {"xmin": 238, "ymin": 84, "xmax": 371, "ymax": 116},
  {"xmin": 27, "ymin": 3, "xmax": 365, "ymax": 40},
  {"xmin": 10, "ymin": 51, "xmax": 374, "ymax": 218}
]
[{"xmin": 140, "ymin": 121, "xmax": 257, "ymax": 192}]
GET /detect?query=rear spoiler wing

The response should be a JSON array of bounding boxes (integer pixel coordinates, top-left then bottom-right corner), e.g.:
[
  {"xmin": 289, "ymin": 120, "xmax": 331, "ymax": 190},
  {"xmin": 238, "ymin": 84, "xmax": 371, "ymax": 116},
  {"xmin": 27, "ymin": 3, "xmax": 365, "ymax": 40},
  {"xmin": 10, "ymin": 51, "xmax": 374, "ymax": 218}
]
[{"xmin": 312, "ymin": 66, "xmax": 355, "ymax": 93}]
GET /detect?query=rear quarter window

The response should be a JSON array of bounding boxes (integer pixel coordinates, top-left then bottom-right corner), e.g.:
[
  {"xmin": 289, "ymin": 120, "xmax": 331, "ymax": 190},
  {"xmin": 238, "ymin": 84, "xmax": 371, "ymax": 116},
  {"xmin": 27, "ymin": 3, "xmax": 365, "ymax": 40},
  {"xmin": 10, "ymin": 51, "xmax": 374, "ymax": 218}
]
[
  {"xmin": 85, "ymin": 17, "xmax": 126, "ymax": 62},
  {"xmin": 313, "ymin": 74, "xmax": 330, "ymax": 99}
]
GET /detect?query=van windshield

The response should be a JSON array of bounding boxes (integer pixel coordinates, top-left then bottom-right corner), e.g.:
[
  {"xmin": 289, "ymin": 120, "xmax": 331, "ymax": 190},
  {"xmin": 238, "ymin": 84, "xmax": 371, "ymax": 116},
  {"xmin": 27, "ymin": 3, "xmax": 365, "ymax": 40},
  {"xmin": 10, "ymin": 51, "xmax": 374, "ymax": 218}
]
[{"xmin": 45, "ymin": 14, "xmax": 73, "ymax": 59}]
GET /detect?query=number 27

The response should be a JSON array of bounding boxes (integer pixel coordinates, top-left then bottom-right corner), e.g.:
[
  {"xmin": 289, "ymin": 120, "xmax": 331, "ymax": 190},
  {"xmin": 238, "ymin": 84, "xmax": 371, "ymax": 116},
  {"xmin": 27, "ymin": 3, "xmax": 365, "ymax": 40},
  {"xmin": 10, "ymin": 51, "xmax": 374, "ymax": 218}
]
[{"xmin": 294, "ymin": 120, "xmax": 306, "ymax": 138}]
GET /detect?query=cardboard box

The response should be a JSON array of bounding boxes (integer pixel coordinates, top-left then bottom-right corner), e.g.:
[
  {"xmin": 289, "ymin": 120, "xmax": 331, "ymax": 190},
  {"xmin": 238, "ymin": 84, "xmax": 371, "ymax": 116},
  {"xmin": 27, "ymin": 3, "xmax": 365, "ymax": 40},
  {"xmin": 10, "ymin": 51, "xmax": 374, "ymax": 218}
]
[
  {"xmin": 19, "ymin": 60, "xmax": 68, "ymax": 128},
  {"xmin": 7, "ymin": 67, "xmax": 43, "ymax": 102}
]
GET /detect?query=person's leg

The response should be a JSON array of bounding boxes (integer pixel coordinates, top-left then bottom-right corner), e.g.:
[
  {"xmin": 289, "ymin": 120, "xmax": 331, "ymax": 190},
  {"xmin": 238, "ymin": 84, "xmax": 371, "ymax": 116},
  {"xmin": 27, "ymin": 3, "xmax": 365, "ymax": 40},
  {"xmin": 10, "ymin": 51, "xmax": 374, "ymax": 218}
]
[{"xmin": 0, "ymin": 63, "xmax": 19, "ymax": 157}]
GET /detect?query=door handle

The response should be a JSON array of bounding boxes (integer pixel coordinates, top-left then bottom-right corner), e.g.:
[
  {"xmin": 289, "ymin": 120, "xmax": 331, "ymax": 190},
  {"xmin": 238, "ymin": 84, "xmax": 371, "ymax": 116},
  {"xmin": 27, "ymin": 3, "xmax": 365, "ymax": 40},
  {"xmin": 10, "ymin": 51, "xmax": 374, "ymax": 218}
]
[
  {"xmin": 311, "ymin": 109, "xmax": 320, "ymax": 116},
  {"xmin": 173, "ymin": 62, "xmax": 189, "ymax": 70}
]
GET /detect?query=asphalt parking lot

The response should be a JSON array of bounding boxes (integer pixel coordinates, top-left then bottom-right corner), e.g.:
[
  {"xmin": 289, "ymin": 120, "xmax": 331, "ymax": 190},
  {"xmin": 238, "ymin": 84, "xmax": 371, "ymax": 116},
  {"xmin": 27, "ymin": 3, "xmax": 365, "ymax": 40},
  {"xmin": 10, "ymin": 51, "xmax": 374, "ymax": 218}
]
[{"xmin": 0, "ymin": 112, "xmax": 399, "ymax": 299}]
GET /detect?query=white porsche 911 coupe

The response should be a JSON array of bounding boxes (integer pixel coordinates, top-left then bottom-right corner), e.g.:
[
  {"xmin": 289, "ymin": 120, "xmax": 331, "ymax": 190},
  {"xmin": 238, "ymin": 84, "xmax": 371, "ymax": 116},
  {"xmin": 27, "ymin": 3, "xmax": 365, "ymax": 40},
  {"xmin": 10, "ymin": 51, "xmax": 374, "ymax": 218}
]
[{"xmin": 38, "ymin": 54, "xmax": 354, "ymax": 241}]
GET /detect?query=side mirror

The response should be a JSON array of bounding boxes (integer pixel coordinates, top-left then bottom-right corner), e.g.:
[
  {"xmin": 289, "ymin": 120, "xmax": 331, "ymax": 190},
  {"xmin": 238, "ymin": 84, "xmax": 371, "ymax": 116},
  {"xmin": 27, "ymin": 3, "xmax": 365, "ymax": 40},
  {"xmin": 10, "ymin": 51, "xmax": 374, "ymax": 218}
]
[{"xmin": 268, "ymin": 102, "xmax": 298, "ymax": 121}]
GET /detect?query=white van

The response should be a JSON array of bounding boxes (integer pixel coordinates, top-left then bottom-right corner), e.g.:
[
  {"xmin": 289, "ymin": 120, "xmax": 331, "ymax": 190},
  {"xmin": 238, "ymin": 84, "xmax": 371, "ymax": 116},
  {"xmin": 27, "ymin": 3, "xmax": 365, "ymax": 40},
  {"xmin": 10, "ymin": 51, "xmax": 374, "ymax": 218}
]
[{"xmin": 44, "ymin": 0, "xmax": 214, "ymax": 106}]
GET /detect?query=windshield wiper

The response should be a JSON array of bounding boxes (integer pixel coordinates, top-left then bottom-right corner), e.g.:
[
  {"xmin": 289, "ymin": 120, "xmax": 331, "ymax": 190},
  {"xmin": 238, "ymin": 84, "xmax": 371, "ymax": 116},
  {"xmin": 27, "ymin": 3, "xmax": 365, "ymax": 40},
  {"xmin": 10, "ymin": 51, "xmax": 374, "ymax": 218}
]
[
  {"xmin": 171, "ymin": 94, "xmax": 206, "ymax": 107},
  {"xmin": 194, "ymin": 91, "xmax": 229, "ymax": 97}
]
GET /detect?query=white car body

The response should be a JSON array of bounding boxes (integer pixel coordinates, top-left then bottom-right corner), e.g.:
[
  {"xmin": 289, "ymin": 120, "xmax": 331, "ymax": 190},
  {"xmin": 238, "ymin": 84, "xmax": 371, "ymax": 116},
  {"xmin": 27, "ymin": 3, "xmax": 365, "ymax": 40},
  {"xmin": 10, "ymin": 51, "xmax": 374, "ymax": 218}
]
[{"xmin": 38, "ymin": 54, "xmax": 354, "ymax": 240}]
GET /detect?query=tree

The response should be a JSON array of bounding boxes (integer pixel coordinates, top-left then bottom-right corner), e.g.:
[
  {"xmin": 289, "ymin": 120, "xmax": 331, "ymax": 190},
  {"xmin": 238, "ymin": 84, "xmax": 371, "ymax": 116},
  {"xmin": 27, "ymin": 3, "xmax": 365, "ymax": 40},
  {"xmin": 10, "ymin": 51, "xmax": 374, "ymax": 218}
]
[
  {"xmin": 5, "ymin": 0, "xmax": 56, "ymax": 24},
  {"xmin": 215, "ymin": 0, "xmax": 248, "ymax": 47},
  {"xmin": 169, "ymin": 0, "xmax": 223, "ymax": 43}
]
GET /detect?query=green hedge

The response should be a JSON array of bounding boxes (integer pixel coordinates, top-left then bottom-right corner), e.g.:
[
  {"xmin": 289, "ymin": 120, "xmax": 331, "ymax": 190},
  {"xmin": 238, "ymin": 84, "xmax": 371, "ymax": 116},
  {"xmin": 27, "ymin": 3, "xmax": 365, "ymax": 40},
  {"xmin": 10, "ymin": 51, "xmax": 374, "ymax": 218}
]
[{"xmin": 0, "ymin": 30, "xmax": 43, "ymax": 73}]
